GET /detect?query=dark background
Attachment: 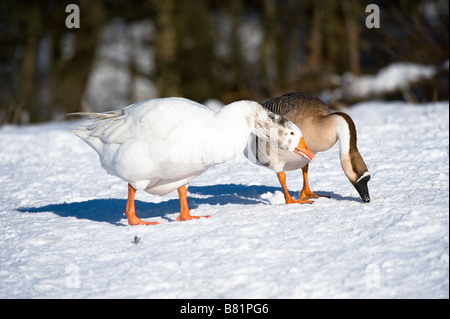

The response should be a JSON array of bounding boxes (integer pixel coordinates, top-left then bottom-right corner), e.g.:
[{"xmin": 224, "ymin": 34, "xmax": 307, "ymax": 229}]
[{"xmin": 0, "ymin": 0, "xmax": 448, "ymax": 124}]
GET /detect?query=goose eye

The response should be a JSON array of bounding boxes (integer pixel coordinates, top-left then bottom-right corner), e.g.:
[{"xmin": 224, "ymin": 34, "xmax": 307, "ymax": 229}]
[{"xmin": 290, "ymin": 132, "xmax": 295, "ymax": 135}]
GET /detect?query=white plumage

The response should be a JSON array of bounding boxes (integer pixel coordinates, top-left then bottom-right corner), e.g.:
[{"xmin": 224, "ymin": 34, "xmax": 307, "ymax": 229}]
[{"xmin": 71, "ymin": 97, "xmax": 314, "ymax": 225}]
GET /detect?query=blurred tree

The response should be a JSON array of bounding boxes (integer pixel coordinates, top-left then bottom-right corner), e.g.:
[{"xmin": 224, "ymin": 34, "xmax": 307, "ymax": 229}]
[
  {"xmin": 50, "ymin": 0, "xmax": 105, "ymax": 116},
  {"xmin": 261, "ymin": 0, "xmax": 286, "ymax": 96},
  {"xmin": 152, "ymin": 0, "xmax": 179, "ymax": 97},
  {"xmin": 217, "ymin": 0, "xmax": 248, "ymax": 103},
  {"xmin": 0, "ymin": 0, "xmax": 105, "ymax": 123},
  {"xmin": 0, "ymin": 1, "xmax": 42, "ymax": 123},
  {"xmin": 0, "ymin": 0, "xmax": 448, "ymax": 124},
  {"xmin": 175, "ymin": 0, "xmax": 218, "ymax": 102},
  {"xmin": 19, "ymin": 2, "xmax": 41, "ymax": 122},
  {"xmin": 381, "ymin": 0, "xmax": 448, "ymax": 64},
  {"xmin": 341, "ymin": 0, "xmax": 362, "ymax": 75},
  {"xmin": 305, "ymin": 1, "xmax": 324, "ymax": 74}
]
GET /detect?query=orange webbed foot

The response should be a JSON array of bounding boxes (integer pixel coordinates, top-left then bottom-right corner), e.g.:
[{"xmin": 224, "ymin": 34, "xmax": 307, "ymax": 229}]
[
  {"xmin": 298, "ymin": 164, "xmax": 330, "ymax": 201},
  {"xmin": 125, "ymin": 184, "xmax": 160, "ymax": 226},
  {"xmin": 285, "ymin": 198, "xmax": 314, "ymax": 205},
  {"xmin": 176, "ymin": 185, "xmax": 211, "ymax": 222},
  {"xmin": 126, "ymin": 213, "xmax": 160, "ymax": 226},
  {"xmin": 299, "ymin": 190, "xmax": 330, "ymax": 201},
  {"xmin": 176, "ymin": 214, "xmax": 211, "ymax": 222}
]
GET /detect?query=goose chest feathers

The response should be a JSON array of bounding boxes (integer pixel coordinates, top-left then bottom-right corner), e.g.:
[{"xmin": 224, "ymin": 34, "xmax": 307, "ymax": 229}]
[
  {"xmin": 70, "ymin": 97, "xmax": 314, "ymax": 225},
  {"xmin": 246, "ymin": 92, "xmax": 371, "ymax": 203}
]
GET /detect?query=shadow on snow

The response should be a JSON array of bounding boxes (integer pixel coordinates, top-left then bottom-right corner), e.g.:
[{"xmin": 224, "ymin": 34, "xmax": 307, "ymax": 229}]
[{"xmin": 17, "ymin": 183, "xmax": 352, "ymax": 225}]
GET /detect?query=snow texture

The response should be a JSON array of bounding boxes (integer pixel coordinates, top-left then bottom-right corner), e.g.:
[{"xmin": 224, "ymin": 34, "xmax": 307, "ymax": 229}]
[
  {"xmin": 0, "ymin": 100, "xmax": 448, "ymax": 298},
  {"xmin": 322, "ymin": 62, "xmax": 440, "ymax": 102},
  {"xmin": 342, "ymin": 62, "xmax": 437, "ymax": 98}
]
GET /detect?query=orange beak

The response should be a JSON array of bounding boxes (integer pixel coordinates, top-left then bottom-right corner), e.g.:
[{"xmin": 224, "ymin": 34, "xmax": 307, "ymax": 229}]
[{"xmin": 294, "ymin": 137, "xmax": 315, "ymax": 161}]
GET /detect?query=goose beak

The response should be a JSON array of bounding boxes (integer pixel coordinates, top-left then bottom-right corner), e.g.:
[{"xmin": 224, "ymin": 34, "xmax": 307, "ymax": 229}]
[
  {"xmin": 294, "ymin": 137, "xmax": 315, "ymax": 162},
  {"xmin": 353, "ymin": 174, "xmax": 371, "ymax": 203}
]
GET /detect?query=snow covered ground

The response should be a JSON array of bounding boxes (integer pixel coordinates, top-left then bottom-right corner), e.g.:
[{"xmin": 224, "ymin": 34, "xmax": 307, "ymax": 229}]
[{"xmin": 0, "ymin": 100, "xmax": 448, "ymax": 299}]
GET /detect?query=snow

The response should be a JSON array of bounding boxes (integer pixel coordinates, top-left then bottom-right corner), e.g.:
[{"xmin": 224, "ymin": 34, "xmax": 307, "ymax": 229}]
[
  {"xmin": 0, "ymin": 100, "xmax": 448, "ymax": 299},
  {"xmin": 323, "ymin": 62, "xmax": 439, "ymax": 102},
  {"xmin": 344, "ymin": 62, "xmax": 436, "ymax": 97}
]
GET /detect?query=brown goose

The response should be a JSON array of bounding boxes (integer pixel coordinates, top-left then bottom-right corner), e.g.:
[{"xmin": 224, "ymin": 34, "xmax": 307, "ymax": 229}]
[{"xmin": 246, "ymin": 92, "xmax": 370, "ymax": 203}]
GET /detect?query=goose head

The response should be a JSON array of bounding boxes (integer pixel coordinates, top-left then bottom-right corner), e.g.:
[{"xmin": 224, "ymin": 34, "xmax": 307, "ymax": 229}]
[
  {"xmin": 242, "ymin": 101, "xmax": 315, "ymax": 162},
  {"xmin": 353, "ymin": 171, "xmax": 371, "ymax": 203},
  {"xmin": 344, "ymin": 151, "xmax": 371, "ymax": 203},
  {"xmin": 337, "ymin": 149, "xmax": 371, "ymax": 203},
  {"xmin": 334, "ymin": 113, "xmax": 371, "ymax": 203}
]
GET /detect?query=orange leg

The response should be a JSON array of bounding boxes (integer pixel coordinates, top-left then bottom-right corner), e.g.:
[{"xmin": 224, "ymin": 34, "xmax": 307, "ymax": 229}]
[
  {"xmin": 176, "ymin": 185, "xmax": 211, "ymax": 221},
  {"xmin": 277, "ymin": 171, "xmax": 313, "ymax": 204},
  {"xmin": 298, "ymin": 164, "xmax": 330, "ymax": 201},
  {"xmin": 125, "ymin": 184, "xmax": 159, "ymax": 226}
]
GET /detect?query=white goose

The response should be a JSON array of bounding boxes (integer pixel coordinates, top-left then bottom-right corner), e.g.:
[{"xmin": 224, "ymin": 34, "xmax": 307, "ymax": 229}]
[
  {"xmin": 70, "ymin": 97, "xmax": 314, "ymax": 225},
  {"xmin": 246, "ymin": 92, "xmax": 370, "ymax": 204}
]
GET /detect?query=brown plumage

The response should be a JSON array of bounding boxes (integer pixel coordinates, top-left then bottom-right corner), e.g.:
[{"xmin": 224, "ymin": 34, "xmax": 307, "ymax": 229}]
[{"xmin": 246, "ymin": 92, "xmax": 371, "ymax": 203}]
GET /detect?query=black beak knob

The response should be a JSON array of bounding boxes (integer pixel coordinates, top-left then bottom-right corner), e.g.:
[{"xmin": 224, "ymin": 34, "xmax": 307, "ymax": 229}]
[{"xmin": 354, "ymin": 175, "xmax": 371, "ymax": 203}]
